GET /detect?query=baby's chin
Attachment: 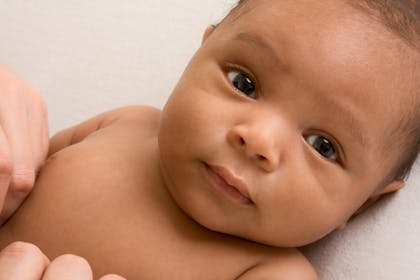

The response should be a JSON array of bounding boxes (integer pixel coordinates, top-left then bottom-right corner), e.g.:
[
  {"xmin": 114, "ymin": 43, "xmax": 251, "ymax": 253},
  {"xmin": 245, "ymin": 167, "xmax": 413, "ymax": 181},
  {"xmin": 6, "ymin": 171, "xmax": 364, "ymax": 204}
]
[
  {"xmin": 172, "ymin": 195, "xmax": 314, "ymax": 247},
  {"xmin": 184, "ymin": 209, "xmax": 310, "ymax": 248},
  {"xmin": 201, "ymin": 215, "xmax": 333, "ymax": 248}
]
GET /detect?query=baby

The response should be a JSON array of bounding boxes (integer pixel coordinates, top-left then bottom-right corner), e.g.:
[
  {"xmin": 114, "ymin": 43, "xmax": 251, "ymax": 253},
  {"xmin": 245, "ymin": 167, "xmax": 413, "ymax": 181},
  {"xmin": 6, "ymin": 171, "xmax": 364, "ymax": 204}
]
[{"xmin": 1, "ymin": 0, "xmax": 419, "ymax": 278}]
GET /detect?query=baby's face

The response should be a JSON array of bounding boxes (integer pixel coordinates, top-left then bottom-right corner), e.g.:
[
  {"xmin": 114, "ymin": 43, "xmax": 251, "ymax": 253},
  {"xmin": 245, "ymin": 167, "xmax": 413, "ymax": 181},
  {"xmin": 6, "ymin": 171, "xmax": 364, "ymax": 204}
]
[{"xmin": 158, "ymin": 0, "xmax": 412, "ymax": 247}]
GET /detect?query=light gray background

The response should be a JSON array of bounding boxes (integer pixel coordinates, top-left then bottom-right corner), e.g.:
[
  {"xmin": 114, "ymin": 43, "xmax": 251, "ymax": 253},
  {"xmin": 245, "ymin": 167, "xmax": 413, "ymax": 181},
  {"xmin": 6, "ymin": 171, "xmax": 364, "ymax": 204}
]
[{"xmin": 1, "ymin": 1, "xmax": 419, "ymax": 279}]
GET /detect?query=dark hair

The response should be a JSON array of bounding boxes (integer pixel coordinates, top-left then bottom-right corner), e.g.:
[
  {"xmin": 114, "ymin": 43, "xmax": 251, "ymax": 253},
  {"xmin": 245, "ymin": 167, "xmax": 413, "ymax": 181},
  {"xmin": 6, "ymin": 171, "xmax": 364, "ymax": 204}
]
[{"xmin": 228, "ymin": 0, "xmax": 420, "ymax": 181}]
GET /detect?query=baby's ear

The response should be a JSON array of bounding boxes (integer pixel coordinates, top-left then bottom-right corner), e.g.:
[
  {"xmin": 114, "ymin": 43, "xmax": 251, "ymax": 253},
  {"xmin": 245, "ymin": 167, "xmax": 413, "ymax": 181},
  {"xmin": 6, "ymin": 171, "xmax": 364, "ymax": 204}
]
[
  {"xmin": 354, "ymin": 180, "xmax": 405, "ymax": 215},
  {"xmin": 202, "ymin": 25, "xmax": 216, "ymax": 44}
]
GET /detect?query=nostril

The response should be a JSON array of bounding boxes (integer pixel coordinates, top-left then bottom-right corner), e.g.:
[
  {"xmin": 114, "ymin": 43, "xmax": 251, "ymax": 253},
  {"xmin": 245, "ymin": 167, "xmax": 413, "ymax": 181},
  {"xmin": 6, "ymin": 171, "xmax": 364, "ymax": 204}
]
[
  {"xmin": 257, "ymin": 155, "xmax": 267, "ymax": 161},
  {"xmin": 239, "ymin": 137, "xmax": 246, "ymax": 146}
]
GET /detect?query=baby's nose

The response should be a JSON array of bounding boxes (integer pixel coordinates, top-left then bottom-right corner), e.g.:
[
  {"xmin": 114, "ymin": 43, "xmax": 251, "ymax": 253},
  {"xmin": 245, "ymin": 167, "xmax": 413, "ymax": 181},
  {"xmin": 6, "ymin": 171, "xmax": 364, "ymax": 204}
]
[{"xmin": 227, "ymin": 121, "xmax": 282, "ymax": 172}]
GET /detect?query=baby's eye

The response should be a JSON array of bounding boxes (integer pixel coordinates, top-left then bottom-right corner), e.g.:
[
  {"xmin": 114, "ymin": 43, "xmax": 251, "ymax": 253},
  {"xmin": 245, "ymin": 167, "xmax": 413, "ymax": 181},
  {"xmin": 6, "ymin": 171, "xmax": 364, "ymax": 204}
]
[
  {"xmin": 227, "ymin": 70, "xmax": 256, "ymax": 99},
  {"xmin": 305, "ymin": 135, "xmax": 338, "ymax": 161}
]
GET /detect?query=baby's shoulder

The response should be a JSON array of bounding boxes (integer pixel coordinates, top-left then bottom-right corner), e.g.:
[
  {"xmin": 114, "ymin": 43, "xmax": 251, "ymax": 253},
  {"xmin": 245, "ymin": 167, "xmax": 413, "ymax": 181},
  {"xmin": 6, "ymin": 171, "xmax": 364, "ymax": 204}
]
[
  {"xmin": 48, "ymin": 105, "xmax": 161, "ymax": 157},
  {"xmin": 240, "ymin": 248, "xmax": 318, "ymax": 280},
  {"xmin": 105, "ymin": 105, "xmax": 161, "ymax": 128},
  {"xmin": 87, "ymin": 105, "xmax": 162, "ymax": 139}
]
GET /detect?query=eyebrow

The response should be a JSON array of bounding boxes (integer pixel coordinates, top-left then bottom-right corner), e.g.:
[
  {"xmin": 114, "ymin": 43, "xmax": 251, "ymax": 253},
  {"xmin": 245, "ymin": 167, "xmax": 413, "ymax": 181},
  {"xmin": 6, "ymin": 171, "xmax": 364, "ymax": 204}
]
[
  {"xmin": 318, "ymin": 95, "xmax": 370, "ymax": 152},
  {"xmin": 233, "ymin": 32, "xmax": 286, "ymax": 69},
  {"xmin": 232, "ymin": 31, "xmax": 370, "ymax": 152}
]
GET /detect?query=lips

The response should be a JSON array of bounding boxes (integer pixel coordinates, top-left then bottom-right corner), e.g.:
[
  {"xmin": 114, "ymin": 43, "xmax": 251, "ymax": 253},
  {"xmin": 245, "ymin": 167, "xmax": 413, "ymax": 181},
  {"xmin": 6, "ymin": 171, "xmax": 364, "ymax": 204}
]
[{"xmin": 204, "ymin": 163, "xmax": 253, "ymax": 205}]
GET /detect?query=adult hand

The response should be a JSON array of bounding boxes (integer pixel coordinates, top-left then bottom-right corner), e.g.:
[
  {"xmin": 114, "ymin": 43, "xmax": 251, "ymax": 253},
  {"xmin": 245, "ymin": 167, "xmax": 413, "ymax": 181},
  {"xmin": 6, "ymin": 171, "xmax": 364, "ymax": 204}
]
[
  {"xmin": 0, "ymin": 62, "xmax": 49, "ymax": 224},
  {"xmin": 0, "ymin": 242, "xmax": 126, "ymax": 280}
]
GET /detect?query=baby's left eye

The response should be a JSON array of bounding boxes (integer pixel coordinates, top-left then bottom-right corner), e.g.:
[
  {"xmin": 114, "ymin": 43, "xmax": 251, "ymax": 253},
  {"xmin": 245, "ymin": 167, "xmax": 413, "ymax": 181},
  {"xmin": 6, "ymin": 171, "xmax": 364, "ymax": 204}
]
[
  {"xmin": 227, "ymin": 70, "xmax": 257, "ymax": 99},
  {"xmin": 305, "ymin": 134, "xmax": 338, "ymax": 161}
]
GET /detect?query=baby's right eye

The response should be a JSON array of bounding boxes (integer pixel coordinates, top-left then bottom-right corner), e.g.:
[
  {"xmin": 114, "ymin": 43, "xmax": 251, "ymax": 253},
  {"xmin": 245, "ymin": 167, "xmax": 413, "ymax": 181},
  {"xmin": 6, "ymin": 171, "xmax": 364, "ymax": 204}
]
[{"xmin": 227, "ymin": 70, "xmax": 257, "ymax": 99}]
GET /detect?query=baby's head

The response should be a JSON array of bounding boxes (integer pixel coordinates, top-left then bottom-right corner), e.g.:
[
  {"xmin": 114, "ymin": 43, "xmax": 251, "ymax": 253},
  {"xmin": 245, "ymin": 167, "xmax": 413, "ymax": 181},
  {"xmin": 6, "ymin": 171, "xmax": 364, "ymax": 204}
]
[{"xmin": 158, "ymin": 0, "xmax": 420, "ymax": 247}]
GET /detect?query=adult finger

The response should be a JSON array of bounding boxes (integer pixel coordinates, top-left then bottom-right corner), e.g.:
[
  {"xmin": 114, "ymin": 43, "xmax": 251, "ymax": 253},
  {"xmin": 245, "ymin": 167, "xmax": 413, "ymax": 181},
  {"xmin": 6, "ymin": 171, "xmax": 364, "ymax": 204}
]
[
  {"xmin": 1, "ymin": 87, "xmax": 34, "ymax": 192},
  {"xmin": 42, "ymin": 254, "xmax": 93, "ymax": 280},
  {"xmin": 0, "ymin": 125, "xmax": 33, "ymax": 224},
  {"xmin": 0, "ymin": 241, "xmax": 50, "ymax": 280},
  {"xmin": 0, "ymin": 90, "xmax": 35, "ymax": 223},
  {"xmin": 2, "ymin": 90, "xmax": 48, "ymax": 223},
  {"xmin": 0, "ymin": 126, "xmax": 12, "ymax": 215},
  {"xmin": 24, "ymin": 85, "xmax": 49, "ymax": 171}
]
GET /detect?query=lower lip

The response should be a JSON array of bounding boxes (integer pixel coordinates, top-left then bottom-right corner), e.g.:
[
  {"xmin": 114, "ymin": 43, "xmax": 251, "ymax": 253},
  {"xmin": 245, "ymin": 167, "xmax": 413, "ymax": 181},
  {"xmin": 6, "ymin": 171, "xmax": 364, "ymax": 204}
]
[{"xmin": 203, "ymin": 164, "xmax": 252, "ymax": 205}]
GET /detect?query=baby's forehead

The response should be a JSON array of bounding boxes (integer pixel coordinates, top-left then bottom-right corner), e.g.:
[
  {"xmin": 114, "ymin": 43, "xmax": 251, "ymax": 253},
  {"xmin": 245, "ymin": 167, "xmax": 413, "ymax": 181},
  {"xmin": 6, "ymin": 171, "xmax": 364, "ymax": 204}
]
[{"xmin": 223, "ymin": 2, "xmax": 418, "ymax": 113}]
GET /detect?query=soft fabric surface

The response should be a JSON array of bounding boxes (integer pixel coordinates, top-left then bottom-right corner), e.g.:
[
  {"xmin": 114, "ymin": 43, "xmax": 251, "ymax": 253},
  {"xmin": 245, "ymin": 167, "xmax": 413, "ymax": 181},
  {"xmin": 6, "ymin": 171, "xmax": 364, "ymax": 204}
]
[{"xmin": 1, "ymin": 1, "xmax": 418, "ymax": 278}]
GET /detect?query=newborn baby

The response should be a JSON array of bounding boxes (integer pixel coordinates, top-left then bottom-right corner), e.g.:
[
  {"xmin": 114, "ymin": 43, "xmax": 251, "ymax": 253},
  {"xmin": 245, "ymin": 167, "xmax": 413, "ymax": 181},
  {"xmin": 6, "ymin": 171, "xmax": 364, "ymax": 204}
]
[{"xmin": 1, "ymin": 0, "xmax": 419, "ymax": 278}]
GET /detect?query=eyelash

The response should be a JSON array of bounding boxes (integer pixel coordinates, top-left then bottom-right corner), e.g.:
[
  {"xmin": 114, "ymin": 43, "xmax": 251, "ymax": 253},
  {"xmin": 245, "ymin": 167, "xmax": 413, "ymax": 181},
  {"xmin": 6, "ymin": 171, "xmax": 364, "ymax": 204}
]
[
  {"xmin": 225, "ymin": 64, "xmax": 259, "ymax": 99},
  {"xmin": 304, "ymin": 132, "xmax": 344, "ymax": 164}
]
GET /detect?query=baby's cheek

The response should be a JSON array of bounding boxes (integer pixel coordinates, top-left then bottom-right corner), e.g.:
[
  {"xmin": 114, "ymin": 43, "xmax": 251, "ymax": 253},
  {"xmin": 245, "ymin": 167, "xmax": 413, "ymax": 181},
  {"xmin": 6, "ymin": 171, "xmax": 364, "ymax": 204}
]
[{"xmin": 263, "ymin": 187, "xmax": 342, "ymax": 246}]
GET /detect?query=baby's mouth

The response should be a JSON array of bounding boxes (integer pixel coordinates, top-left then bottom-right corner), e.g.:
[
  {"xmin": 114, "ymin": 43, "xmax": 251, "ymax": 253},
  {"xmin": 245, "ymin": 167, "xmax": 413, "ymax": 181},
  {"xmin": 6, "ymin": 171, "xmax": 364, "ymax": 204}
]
[{"xmin": 204, "ymin": 163, "xmax": 254, "ymax": 205}]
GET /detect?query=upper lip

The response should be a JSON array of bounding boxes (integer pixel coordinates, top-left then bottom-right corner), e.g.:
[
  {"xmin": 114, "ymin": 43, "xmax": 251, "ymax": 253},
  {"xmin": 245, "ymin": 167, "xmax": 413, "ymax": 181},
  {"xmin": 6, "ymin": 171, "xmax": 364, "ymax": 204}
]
[{"xmin": 207, "ymin": 164, "xmax": 253, "ymax": 203}]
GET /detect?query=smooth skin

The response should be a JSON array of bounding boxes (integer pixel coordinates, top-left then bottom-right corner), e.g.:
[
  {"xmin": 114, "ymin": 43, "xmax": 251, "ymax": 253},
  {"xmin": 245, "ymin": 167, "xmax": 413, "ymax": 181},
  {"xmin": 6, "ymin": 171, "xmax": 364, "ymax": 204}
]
[{"xmin": 0, "ymin": 62, "xmax": 49, "ymax": 224}]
